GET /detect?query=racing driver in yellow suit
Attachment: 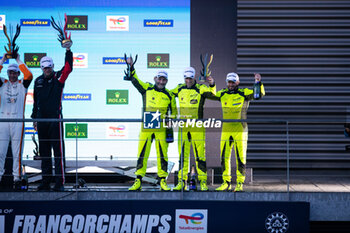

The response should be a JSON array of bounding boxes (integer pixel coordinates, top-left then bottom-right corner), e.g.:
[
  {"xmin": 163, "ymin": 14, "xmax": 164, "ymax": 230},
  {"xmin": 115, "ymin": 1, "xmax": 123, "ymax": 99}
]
[
  {"xmin": 128, "ymin": 64, "xmax": 177, "ymax": 191},
  {"xmin": 171, "ymin": 67, "xmax": 216, "ymax": 191},
  {"xmin": 214, "ymin": 72, "xmax": 265, "ymax": 192}
]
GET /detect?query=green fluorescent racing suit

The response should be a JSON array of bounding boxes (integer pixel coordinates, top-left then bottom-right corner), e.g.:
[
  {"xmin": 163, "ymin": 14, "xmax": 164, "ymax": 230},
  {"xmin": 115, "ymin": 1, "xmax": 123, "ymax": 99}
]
[
  {"xmin": 131, "ymin": 71, "xmax": 177, "ymax": 178},
  {"xmin": 171, "ymin": 81, "xmax": 216, "ymax": 182},
  {"xmin": 214, "ymin": 82, "xmax": 265, "ymax": 184}
]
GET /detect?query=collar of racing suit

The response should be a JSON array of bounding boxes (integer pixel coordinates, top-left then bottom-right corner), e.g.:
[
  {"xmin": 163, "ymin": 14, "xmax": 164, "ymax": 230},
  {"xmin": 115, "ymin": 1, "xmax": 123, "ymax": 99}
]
[
  {"xmin": 227, "ymin": 85, "xmax": 239, "ymax": 94},
  {"xmin": 153, "ymin": 84, "xmax": 166, "ymax": 91},
  {"xmin": 44, "ymin": 71, "xmax": 55, "ymax": 80},
  {"xmin": 185, "ymin": 80, "xmax": 197, "ymax": 89}
]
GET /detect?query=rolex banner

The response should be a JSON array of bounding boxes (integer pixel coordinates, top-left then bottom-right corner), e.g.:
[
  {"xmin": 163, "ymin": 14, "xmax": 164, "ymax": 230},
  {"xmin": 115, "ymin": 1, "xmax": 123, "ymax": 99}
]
[{"xmin": 0, "ymin": 200, "xmax": 309, "ymax": 233}]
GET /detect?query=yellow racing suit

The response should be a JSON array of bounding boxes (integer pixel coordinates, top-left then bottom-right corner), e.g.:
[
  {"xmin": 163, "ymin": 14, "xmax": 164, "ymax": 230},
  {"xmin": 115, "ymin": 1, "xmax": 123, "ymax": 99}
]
[
  {"xmin": 131, "ymin": 71, "xmax": 177, "ymax": 179},
  {"xmin": 171, "ymin": 81, "xmax": 216, "ymax": 182},
  {"xmin": 214, "ymin": 82, "xmax": 265, "ymax": 184}
]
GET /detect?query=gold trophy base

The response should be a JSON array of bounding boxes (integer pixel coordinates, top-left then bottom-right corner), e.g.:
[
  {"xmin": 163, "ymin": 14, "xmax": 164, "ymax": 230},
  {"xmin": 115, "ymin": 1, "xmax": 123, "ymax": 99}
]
[
  {"xmin": 5, "ymin": 53, "xmax": 13, "ymax": 59},
  {"xmin": 61, "ymin": 39, "xmax": 73, "ymax": 48},
  {"xmin": 198, "ymin": 76, "xmax": 207, "ymax": 82}
]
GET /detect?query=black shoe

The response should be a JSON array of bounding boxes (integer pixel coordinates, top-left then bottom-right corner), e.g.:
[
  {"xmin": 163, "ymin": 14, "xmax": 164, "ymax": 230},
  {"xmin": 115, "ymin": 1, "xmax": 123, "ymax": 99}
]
[
  {"xmin": 37, "ymin": 183, "xmax": 51, "ymax": 191},
  {"xmin": 14, "ymin": 180, "xmax": 22, "ymax": 191},
  {"xmin": 52, "ymin": 184, "xmax": 64, "ymax": 192}
]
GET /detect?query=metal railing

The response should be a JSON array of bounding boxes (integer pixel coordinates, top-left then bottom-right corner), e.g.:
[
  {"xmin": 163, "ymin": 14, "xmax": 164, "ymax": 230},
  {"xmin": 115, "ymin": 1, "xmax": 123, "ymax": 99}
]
[{"xmin": 1, "ymin": 118, "xmax": 349, "ymax": 200}]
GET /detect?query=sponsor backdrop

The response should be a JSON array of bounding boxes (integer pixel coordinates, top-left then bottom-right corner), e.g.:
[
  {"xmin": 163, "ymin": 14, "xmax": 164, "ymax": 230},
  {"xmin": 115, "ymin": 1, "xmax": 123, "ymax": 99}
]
[
  {"xmin": 0, "ymin": 0, "xmax": 190, "ymax": 162},
  {"xmin": 0, "ymin": 200, "xmax": 309, "ymax": 233}
]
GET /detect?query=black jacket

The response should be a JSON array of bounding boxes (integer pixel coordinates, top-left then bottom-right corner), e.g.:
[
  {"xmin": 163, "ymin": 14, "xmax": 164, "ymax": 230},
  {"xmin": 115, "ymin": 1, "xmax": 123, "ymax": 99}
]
[{"xmin": 31, "ymin": 50, "xmax": 73, "ymax": 119}]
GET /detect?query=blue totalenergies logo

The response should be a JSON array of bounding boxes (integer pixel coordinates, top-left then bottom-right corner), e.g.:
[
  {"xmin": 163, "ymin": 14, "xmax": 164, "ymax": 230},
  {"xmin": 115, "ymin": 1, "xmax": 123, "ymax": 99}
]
[{"xmin": 179, "ymin": 213, "xmax": 204, "ymax": 224}]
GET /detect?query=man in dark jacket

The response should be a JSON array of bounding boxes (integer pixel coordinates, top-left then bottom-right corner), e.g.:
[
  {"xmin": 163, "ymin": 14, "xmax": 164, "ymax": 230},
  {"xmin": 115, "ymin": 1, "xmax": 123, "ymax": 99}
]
[{"xmin": 31, "ymin": 46, "xmax": 73, "ymax": 191}]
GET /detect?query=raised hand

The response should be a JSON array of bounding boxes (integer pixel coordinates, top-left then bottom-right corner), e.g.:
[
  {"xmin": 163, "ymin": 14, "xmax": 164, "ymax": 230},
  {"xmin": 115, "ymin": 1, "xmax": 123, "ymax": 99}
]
[
  {"xmin": 254, "ymin": 73, "xmax": 261, "ymax": 82},
  {"xmin": 206, "ymin": 76, "xmax": 215, "ymax": 86}
]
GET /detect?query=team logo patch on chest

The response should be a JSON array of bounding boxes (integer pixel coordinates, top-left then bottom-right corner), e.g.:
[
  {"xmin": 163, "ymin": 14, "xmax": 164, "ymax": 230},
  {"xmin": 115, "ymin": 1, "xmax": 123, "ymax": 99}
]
[
  {"xmin": 190, "ymin": 99, "xmax": 198, "ymax": 104},
  {"xmin": 190, "ymin": 93, "xmax": 198, "ymax": 98},
  {"xmin": 8, "ymin": 98, "xmax": 17, "ymax": 103}
]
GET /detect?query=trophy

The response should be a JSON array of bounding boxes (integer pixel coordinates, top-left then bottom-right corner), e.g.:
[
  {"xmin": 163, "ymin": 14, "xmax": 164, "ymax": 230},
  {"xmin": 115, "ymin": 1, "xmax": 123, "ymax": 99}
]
[
  {"xmin": 123, "ymin": 53, "xmax": 138, "ymax": 81},
  {"xmin": 199, "ymin": 53, "xmax": 213, "ymax": 82},
  {"xmin": 51, "ymin": 13, "xmax": 72, "ymax": 48},
  {"xmin": 3, "ymin": 24, "xmax": 21, "ymax": 59},
  {"xmin": 32, "ymin": 134, "xmax": 40, "ymax": 160}
]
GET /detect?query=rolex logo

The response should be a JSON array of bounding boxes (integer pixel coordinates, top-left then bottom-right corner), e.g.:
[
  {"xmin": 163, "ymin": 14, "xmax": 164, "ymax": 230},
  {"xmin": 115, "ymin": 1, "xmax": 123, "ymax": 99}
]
[
  {"xmin": 147, "ymin": 54, "xmax": 169, "ymax": 69},
  {"xmin": 24, "ymin": 53, "xmax": 46, "ymax": 68},
  {"xmin": 66, "ymin": 15, "xmax": 88, "ymax": 31},
  {"xmin": 65, "ymin": 123, "xmax": 88, "ymax": 138},
  {"xmin": 106, "ymin": 90, "xmax": 128, "ymax": 105}
]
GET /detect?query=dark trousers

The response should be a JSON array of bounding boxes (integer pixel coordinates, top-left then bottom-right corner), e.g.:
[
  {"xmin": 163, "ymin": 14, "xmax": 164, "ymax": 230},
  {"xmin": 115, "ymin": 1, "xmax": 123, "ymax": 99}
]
[{"xmin": 38, "ymin": 121, "xmax": 65, "ymax": 186}]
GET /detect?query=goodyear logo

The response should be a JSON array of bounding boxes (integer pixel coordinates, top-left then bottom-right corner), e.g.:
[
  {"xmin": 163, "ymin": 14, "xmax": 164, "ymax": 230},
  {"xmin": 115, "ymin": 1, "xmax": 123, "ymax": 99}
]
[
  {"xmin": 20, "ymin": 19, "xmax": 50, "ymax": 26},
  {"xmin": 62, "ymin": 93, "xmax": 92, "ymax": 101},
  {"xmin": 24, "ymin": 127, "xmax": 37, "ymax": 135},
  {"xmin": 144, "ymin": 19, "xmax": 173, "ymax": 27},
  {"xmin": 103, "ymin": 57, "xmax": 126, "ymax": 65}
]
